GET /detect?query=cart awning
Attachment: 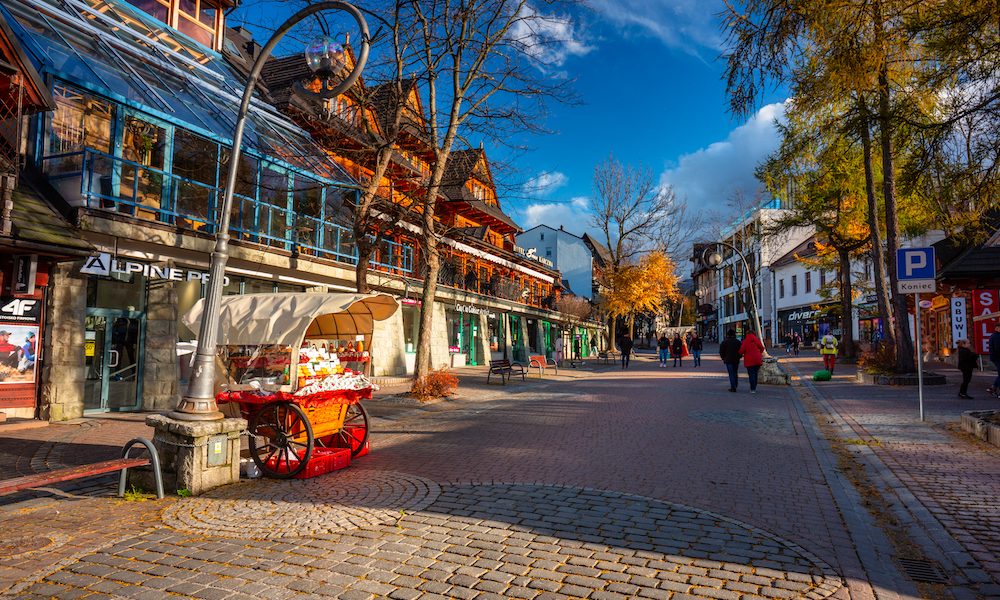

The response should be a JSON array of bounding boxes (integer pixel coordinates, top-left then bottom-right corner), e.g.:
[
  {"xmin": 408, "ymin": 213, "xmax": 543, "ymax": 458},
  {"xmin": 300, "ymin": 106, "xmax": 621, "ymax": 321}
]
[{"xmin": 182, "ymin": 293, "xmax": 399, "ymax": 347}]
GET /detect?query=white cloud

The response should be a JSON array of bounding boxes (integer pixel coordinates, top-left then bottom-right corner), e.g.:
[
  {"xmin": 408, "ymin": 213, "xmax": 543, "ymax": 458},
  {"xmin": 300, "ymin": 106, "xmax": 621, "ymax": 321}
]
[
  {"xmin": 523, "ymin": 170, "xmax": 569, "ymax": 196},
  {"xmin": 510, "ymin": 4, "xmax": 594, "ymax": 67},
  {"xmin": 520, "ymin": 196, "xmax": 590, "ymax": 229},
  {"xmin": 659, "ymin": 100, "xmax": 789, "ymax": 214},
  {"xmin": 587, "ymin": 0, "xmax": 725, "ymax": 55}
]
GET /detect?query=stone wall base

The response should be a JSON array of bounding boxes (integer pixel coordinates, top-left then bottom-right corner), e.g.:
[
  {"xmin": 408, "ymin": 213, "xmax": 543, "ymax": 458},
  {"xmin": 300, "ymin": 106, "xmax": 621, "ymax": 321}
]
[
  {"xmin": 961, "ymin": 410, "xmax": 1000, "ymax": 447},
  {"xmin": 145, "ymin": 414, "xmax": 245, "ymax": 495}
]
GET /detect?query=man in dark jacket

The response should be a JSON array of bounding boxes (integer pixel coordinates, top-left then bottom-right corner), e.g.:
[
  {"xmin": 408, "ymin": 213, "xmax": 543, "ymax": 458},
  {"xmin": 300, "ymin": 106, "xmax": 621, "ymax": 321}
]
[
  {"xmin": 618, "ymin": 333, "xmax": 634, "ymax": 369},
  {"xmin": 719, "ymin": 329, "xmax": 742, "ymax": 392},
  {"xmin": 989, "ymin": 323, "xmax": 1000, "ymax": 395},
  {"xmin": 956, "ymin": 339, "xmax": 978, "ymax": 399}
]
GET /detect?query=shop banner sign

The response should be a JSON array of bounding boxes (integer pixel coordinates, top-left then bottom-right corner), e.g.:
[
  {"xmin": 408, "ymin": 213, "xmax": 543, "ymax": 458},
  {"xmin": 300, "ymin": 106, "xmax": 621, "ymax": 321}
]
[
  {"xmin": 0, "ymin": 324, "xmax": 38, "ymax": 384},
  {"xmin": 12, "ymin": 255, "xmax": 37, "ymax": 295},
  {"xmin": 950, "ymin": 297, "xmax": 967, "ymax": 347},
  {"xmin": 971, "ymin": 289, "xmax": 999, "ymax": 355},
  {"xmin": 0, "ymin": 296, "xmax": 41, "ymax": 324}
]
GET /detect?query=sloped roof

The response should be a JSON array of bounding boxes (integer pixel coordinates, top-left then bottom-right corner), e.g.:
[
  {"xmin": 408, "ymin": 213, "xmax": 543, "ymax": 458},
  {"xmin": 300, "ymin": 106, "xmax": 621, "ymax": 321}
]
[
  {"xmin": 771, "ymin": 236, "xmax": 817, "ymax": 269},
  {"xmin": 5, "ymin": 176, "xmax": 92, "ymax": 252},
  {"xmin": 443, "ymin": 148, "xmax": 493, "ymax": 187},
  {"xmin": 582, "ymin": 233, "xmax": 611, "ymax": 266},
  {"xmin": 0, "ymin": 9, "xmax": 54, "ymax": 112}
]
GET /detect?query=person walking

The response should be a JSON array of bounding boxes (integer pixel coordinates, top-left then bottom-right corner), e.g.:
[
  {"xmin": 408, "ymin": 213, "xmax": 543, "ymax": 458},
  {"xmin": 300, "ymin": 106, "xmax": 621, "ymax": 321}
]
[
  {"xmin": 554, "ymin": 335, "xmax": 564, "ymax": 367},
  {"xmin": 590, "ymin": 336, "xmax": 598, "ymax": 357},
  {"xmin": 671, "ymin": 333, "xmax": 684, "ymax": 367},
  {"xmin": 740, "ymin": 331, "xmax": 765, "ymax": 393},
  {"xmin": 719, "ymin": 329, "xmax": 742, "ymax": 392},
  {"xmin": 690, "ymin": 332, "xmax": 703, "ymax": 367},
  {"xmin": 956, "ymin": 338, "xmax": 978, "ymax": 399},
  {"xmin": 819, "ymin": 331, "xmax": 839, "ymax": 373},
  {"xmin": 792, "ymin": 332, "xmax": 801, "ymax": 356},
  {"xmin": 618, "ymin": 333, "xmax": 633, "ymax": 369},
  {"xmin": 656, "ymin": 333, "xmax": 670, "ymax": 367},
  {"xmin": 573, "ymin": 337, "xmax": 582, "ymax": 362},
  {"xmin": 988, "ymin": 323, "xmax": 1000, "ymax": 396}
]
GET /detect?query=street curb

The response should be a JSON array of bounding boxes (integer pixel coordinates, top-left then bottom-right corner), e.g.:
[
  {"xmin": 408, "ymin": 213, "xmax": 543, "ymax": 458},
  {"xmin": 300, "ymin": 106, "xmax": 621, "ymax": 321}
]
[{"xmin": 789, "ymin": 362, "xmax": 986, "ymax": 599}]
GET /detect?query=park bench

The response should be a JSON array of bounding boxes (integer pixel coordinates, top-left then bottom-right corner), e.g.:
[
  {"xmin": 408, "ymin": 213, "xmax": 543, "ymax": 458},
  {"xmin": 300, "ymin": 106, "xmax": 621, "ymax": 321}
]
[
  {"xmin": 487, "ymin": 359, "xmax": 526, "ymax": 384},
  {"xmin": 597, "ymin": 350, "xmax": 620, "ymax": 364},
  {"xmin": 0, "ymin": 438, "xmax": 164, "ymax": 499},
  {"xmin": 528, "ymin": 354, "xmax": 558, "ymax": 377}
]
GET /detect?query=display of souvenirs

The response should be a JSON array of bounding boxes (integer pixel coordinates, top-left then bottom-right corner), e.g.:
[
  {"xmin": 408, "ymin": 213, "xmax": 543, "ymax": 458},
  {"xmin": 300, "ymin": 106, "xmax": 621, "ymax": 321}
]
[{"xmin": 295, "ymin": 370, "xmax": 379, "ymax": 397}]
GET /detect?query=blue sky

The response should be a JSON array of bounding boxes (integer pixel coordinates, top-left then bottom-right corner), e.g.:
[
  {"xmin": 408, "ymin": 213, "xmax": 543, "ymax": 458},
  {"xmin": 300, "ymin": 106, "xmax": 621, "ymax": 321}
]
[
  {"xmin": 232, "ymin": 0, "xmax": 790, "ymax": 239},
  {"xmin": 495, "ymin": 0, "xmax": 791, "ymax": 236}
]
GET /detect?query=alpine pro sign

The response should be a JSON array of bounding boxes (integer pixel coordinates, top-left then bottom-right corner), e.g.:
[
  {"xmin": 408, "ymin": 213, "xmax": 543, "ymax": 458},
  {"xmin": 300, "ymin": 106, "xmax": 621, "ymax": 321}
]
[{"xmin": 80, "ymin": 253, "xmax": 229, "ymax": 285}]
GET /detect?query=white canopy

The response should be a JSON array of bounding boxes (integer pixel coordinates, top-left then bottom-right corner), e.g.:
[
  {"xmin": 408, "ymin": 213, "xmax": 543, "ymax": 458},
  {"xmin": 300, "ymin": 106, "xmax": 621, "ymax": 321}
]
[{"xmin": 182, "ymin": 293, "xmax": 399, "ymax": 347}]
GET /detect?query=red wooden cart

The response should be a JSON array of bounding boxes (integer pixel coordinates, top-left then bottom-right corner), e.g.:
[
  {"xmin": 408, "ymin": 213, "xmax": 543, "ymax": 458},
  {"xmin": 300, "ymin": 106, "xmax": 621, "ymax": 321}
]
[{"xmin": 183, "ymin": 293, "xmax": 399, "ymax": 479}]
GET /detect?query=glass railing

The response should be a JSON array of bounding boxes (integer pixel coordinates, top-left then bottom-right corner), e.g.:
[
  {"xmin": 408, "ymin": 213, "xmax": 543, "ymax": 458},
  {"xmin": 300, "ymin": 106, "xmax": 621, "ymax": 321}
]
[{"xmin": 41, "ymin": 147, "xmax": 413, "ymax": 274}]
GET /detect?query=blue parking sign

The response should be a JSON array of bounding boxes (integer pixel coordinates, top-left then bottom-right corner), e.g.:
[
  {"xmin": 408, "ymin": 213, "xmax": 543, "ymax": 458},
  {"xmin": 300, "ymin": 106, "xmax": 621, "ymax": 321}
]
[{"xmin": 896, "ymin": 247, "xmax": 935, "ymax": 280}]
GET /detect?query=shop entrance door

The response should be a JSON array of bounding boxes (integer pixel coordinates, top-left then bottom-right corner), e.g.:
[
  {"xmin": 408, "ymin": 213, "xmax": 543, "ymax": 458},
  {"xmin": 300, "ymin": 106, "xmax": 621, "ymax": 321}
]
[
  {"xmin": 84, "ymin": 309, "xmax": 144, "ymax": 413},
  {"xmin": 461, "ymin": 316, "xmax": 480, "ymax": 366}
]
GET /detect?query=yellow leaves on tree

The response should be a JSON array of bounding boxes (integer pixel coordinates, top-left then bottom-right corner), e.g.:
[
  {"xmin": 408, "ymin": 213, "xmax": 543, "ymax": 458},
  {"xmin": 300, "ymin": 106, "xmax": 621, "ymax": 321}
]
[{"xmin": 600, "ymin": 250, "xmax": 679, "ymax": 334}]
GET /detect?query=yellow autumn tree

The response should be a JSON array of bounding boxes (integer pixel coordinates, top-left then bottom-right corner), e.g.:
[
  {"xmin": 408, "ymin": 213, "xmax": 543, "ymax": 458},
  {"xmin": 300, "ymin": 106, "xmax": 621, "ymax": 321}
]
[{"xmin": 600, "ymin": 250, "xmax": 679, "ymax": 339}]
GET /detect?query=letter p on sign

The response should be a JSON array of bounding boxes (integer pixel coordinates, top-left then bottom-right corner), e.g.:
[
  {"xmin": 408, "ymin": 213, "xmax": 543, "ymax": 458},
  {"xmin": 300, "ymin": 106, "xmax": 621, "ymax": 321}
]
[{"xmin": 896, "ymin": 247, "xmax": 935, "ymax": 280}]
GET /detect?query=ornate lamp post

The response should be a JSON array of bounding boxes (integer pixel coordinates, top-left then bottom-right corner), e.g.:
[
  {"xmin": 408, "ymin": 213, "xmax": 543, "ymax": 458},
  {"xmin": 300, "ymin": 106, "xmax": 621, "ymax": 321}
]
[
  {"xmin": 703, "ymin": 242, "xmax": 768, "ymax": 357},
  {"xmin": 170, "ymin": 2, "xmax": 370, "ymax": 421}
]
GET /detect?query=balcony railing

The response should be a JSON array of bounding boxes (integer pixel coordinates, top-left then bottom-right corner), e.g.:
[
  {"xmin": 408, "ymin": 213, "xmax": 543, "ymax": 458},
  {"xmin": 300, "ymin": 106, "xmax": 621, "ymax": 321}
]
[{"xmin": 41, "ymin": 148, "xmax": 413, "ymax": 275}]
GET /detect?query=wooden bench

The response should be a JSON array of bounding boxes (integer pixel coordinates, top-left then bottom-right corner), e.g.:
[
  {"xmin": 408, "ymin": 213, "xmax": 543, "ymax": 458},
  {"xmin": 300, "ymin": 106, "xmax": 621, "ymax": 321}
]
[
  {"xmin": 488, "ymin": 359, "xmax": 526, "ymax": 384},
  {"xmin": 0, "ymin": 438, "xmax": 164, "ymax": 499},
  {"xmin": 528, "ymin": 354, "xmax": 558, "ymax": 377}
]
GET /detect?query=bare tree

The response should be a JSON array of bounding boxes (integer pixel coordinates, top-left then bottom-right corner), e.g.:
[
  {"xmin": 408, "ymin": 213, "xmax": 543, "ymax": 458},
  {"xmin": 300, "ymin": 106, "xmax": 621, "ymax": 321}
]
[
  {"xmin": 590, "ymin": 156, "xmax": 681, "ymax": 342},
  {"xmin": 404, "ymin": 0, "xmax": 582, "ymax": 379}
]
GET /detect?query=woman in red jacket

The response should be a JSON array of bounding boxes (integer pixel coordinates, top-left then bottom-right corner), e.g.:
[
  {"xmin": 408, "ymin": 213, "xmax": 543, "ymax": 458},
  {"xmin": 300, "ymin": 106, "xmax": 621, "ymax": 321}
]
[{"xmin": 739, "ymin": 331, "xmax": 765, "ymax": 394}]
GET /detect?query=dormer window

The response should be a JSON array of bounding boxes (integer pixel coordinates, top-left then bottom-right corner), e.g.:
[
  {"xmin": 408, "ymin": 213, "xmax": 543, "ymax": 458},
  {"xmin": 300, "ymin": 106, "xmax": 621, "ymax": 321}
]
[{"xmin": 124, "ymin": 0, "xmax": 223, "ymax": 50}]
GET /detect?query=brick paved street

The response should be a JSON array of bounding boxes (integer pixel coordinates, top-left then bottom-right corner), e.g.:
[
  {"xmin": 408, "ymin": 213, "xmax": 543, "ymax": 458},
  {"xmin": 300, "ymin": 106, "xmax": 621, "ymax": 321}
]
[{"xmin": 2, "ymin": 349, "xmax": 999, "ymax": 599}]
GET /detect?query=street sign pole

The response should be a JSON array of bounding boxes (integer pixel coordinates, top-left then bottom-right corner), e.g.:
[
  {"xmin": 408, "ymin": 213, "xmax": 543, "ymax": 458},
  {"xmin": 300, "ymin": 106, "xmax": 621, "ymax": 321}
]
[{"xmin": 915, "ymin": 293, "xmax": 924, "ymax": 422}]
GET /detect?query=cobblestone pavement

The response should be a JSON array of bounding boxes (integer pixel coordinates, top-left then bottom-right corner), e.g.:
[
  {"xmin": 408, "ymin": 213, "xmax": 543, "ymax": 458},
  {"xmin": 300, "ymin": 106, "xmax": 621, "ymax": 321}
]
[
  {"xmin": 785, "ymin": 355, "xmax": 1000, "ymax": 598},
  {"xmin": 3, "ymin": 351, "xmax": 995, "ymax": 599}
]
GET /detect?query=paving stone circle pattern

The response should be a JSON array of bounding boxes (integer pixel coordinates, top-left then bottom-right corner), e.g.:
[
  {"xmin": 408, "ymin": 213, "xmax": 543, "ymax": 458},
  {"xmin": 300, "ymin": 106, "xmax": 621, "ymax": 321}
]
[
  {"xmin": 163, "ymin": 469, "xmax": 442, "ymax": 539},
  {"xmin": 17, "ymin": 471, "xmax": 844, "ymax": 599}
]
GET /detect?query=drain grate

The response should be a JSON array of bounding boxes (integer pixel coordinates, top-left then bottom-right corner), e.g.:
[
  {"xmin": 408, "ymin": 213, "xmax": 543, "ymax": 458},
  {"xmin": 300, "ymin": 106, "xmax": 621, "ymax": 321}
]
[{"xmin": 898, "ymin": 558, "xmax": 948, "ymax": 584}]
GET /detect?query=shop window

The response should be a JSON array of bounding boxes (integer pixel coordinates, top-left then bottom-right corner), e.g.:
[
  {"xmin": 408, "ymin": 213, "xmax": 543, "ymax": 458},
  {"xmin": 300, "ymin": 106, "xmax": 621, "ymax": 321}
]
[
  {"xmin": 402, "ymin": 305, "xmax": 418, "ymax": 352},
  {"xmin": 293, "ymin": 175, "xmax": 323, "ymax": 249},
  {"xmin": 172, "ymin": 129, "xmax": 219, "ymax": 229},
  {"xmin": 46, "ymin": 85, "xmax": 113, "ymax": 173},
  {"xmin": 86, "ymin": 273, "xmax": 147, "ymax": 312},
  {"xmin": 121, "ymin": 115, "xmax": 168, "ymax": 217},
  {"xmin": 259, "ymin": 165, "xmax": 290, "ymax": 244}
]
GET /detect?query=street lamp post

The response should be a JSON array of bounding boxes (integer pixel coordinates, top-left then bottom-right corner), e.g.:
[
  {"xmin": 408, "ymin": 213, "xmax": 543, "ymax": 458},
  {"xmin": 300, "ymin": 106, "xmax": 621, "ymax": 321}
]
[
  {"xmin": 703, "ymin": 241, "xmax": 771, "ymax": 359},
  {"xmin": 170, "ymin": 2, "xmax": 370, "ymax": 421}
]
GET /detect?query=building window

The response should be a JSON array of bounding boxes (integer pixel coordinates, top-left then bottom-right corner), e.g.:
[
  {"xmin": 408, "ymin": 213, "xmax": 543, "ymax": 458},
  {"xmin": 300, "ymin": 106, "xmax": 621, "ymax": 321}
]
[
  {"xmin": 46, "ymin": 85, "xmax": 114, "ymax": 173},
  {"xmin": 124, "ymin": 0, "xmax": 221, "ymax": 49},
  {"xmin": 540, "ymin": 232, "xmax": 544, "ymax": 240},
  {"xmin": 779, "ymin": 278, "xmax": 785, "ymax": 299},
  {"xmin": 545, "ymin": 247, "xmax": 552, "ymax": 257},
  {"xmin": 791, "ymin": 275, "xmax": 798, "ymax": 296},
  {"xmin": 805, "ymin": 272, "xmax": 812, "ymax": 293},
  {"xmin": 819, "ymin": 270, "xmax": 826, "ymax": 288}
]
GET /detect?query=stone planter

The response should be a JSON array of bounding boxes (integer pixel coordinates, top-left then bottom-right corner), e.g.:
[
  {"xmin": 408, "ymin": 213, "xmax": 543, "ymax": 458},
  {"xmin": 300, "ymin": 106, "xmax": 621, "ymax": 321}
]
[{"xmin": 961, "ymin": 410, "xmax": 1000, "ymax": 448}]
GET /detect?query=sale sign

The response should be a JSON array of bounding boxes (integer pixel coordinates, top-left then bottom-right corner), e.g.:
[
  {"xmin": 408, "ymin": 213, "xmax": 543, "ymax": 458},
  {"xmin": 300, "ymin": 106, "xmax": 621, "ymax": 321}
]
[{"xmin": 971, "ymin": 289, "xmax": 999, "ymax": 355}]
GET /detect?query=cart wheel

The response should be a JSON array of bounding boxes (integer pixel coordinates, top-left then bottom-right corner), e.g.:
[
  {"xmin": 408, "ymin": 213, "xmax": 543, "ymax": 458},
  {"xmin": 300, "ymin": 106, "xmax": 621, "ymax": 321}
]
[
  {"xmin": 249, "ymin": 402, "xmax": 313, "ymax": 479},
  {"xmin": 335, "ymin": 402, "xmax": 370, "ymax": 458}
]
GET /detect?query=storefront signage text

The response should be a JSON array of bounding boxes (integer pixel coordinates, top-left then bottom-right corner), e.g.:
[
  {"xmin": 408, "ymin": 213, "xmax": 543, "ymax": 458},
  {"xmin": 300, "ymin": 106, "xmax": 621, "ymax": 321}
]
[
  {"xmin": 80, "ymin": 253, "xmax": 229, "ymax": 285},
  {"xmin": 950, "ymin": 297, "xmax": 967, "ymax": 346},
  {"xmin": 512, "ymin": 245, "xmax": 555, "ymax": 268},
  {"xmin": 13, "ymin": 255, "xmax": 37, "ymax": 295},
  {"xmin": 456, "ymin": 303, "xmax": 495, "ymax": 318},
  {"xmin": 0, "ymin": 297, "xmax": 41, "ymax": 323},
  {"xmin": 786, "ymin": 308, "xmax": 820, "ymax": 323},
  {"xmin": 972, "ymin": 289, "xmax": 999, "ymax": 355}
]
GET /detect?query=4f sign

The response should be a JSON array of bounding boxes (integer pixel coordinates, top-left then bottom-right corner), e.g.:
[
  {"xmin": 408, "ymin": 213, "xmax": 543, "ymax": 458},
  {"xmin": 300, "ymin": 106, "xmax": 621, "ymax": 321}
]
[{"xmin": 896, "ymin": 247, "xmax": 936, "ymax": 294}]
